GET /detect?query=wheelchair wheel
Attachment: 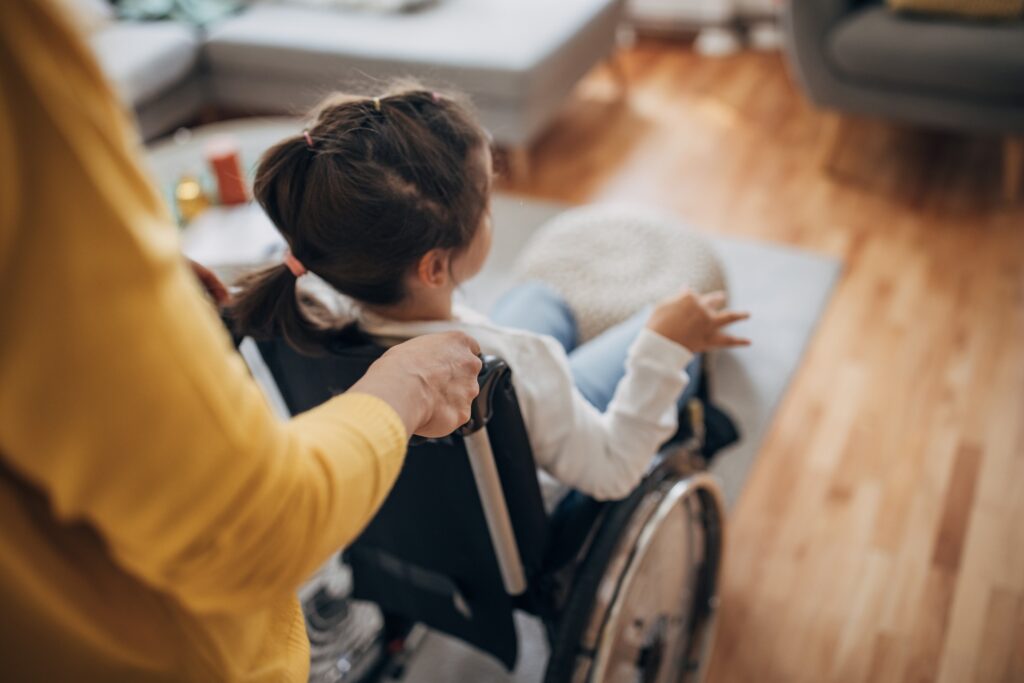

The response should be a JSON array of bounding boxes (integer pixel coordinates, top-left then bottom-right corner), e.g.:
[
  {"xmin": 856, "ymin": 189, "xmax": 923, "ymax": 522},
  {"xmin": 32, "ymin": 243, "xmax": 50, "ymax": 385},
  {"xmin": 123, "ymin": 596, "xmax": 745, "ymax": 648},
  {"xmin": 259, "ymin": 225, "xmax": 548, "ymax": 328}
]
[{"xmin": 545, "ymin": 464, "xmax": 725, "ymax": 683}]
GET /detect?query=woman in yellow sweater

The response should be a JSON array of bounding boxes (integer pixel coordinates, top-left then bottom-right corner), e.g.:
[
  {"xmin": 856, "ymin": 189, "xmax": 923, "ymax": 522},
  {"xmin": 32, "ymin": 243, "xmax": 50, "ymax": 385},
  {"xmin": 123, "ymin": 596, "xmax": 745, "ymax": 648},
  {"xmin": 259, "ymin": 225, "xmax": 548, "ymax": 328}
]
[{"xmin": 0, "ymin": 1, "xmax": 482, "ymax": 680}]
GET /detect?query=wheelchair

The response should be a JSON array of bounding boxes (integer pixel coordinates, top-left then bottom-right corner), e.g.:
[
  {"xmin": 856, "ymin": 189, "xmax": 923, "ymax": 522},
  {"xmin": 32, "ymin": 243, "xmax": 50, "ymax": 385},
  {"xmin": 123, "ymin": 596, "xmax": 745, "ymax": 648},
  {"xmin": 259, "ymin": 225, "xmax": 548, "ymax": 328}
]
[{"xmin": 251, "ymin": 326, "xmax": 727, "ymax": 683}]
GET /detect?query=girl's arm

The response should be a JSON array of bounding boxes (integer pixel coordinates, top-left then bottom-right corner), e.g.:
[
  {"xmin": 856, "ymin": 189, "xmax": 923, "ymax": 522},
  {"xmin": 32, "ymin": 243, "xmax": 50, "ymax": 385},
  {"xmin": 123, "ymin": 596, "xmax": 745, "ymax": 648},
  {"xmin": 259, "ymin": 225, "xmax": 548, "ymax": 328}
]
[
  {"xmin": 516, "ymin": 329, "xmax": 693, "ymax": 500},
  {"xmin": 515, "ymin": 289, "xmax": 748, "ymax": 500}
]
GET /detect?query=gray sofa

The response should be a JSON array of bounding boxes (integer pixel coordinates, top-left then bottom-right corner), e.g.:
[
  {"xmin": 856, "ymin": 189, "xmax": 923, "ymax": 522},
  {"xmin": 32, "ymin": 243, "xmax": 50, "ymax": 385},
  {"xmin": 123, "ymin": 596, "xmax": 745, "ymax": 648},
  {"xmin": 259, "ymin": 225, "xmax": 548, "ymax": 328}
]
[
  {"xmin": 91, "ymin": 19, "xmax": 205, "ymax": 140},
  {"xmin": 90, "ymin": 0, "xmax": 625, "ymax": 149},
  {"xmin": 783, "ymin": 0, "xmax": 1024, "ymax": 135}
]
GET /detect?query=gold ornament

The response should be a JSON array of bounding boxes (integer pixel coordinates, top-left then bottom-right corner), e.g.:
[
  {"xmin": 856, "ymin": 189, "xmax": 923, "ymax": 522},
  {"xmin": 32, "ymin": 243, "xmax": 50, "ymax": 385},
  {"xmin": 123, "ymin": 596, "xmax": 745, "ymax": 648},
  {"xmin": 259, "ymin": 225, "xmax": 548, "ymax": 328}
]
[{"xmin": 175, "ymin": 175, "xmax": 210, "ymax": 223}]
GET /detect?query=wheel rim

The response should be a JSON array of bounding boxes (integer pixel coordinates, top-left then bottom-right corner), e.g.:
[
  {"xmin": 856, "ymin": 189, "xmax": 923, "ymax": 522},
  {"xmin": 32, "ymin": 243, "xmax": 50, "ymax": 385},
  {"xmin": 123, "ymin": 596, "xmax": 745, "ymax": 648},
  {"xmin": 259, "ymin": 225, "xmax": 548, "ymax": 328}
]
[{"xmin": 588, "ymin": 477, "xmax": 720, "ymax": 683}]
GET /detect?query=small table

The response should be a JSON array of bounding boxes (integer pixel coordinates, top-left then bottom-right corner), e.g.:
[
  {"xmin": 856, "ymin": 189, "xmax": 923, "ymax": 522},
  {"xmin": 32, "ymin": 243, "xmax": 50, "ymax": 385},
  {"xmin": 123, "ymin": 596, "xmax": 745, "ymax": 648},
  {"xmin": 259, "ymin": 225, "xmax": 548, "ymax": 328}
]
[{"xmin": 146, "ymin": 118, "xmax": 302, "ymax": 282}]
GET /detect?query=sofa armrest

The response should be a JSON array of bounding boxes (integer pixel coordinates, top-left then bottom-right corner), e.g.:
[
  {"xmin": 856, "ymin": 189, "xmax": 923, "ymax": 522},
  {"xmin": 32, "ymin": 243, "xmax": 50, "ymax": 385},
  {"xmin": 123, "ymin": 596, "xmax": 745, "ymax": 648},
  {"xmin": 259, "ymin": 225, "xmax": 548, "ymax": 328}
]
[{"xmin": 783, "ymin": 0, "xmax": 865, "ymax": 107}]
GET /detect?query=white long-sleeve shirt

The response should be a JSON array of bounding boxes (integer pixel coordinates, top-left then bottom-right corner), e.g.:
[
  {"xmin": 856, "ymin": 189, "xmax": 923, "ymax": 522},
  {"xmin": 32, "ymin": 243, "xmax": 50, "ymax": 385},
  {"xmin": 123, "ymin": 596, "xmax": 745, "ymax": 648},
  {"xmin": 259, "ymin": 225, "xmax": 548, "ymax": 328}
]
[{"xmin": 355, "ymin": 304, "xmax": 693, "ymax": 502}]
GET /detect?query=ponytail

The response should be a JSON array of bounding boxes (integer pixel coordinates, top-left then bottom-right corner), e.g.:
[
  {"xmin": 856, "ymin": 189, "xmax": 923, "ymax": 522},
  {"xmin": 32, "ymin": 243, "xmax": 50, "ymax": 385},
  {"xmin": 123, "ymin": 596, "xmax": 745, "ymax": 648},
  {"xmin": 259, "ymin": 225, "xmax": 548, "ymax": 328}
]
[
  {"xmin": 229, "ymin": 81, "xmax": 491, "ymax": 356},
  {"xmin": 228, "ymin": 263, "xmax": 330, "ymax": 356},
  {"xmin": 228, "ymin": 133, "xmax": 331, "ymax": 355}
]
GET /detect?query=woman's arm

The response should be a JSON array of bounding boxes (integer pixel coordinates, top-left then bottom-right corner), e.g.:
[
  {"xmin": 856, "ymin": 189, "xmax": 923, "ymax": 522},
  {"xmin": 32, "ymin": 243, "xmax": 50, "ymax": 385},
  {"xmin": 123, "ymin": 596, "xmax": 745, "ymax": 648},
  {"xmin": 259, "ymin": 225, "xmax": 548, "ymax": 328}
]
[{"xmin": 0, "ymin": 0, "xmax": 478, "ymax": 615}]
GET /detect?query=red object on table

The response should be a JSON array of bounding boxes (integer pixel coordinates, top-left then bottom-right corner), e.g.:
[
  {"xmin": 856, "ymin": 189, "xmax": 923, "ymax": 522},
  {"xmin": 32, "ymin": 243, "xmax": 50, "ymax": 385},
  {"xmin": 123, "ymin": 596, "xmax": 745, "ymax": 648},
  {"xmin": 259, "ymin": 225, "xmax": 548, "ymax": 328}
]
[{"xmin": 205, "ymin": 137, "xmax": 249, "ymax": 205}]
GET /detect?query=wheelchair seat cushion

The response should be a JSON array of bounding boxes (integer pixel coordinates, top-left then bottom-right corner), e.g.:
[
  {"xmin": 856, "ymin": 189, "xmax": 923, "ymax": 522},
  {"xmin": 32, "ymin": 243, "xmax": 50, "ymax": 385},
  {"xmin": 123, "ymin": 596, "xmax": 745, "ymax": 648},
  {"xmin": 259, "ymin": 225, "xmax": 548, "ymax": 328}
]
[{"xmin": 512, "ymin": 204, "xmax": 727, "ymax": 343}]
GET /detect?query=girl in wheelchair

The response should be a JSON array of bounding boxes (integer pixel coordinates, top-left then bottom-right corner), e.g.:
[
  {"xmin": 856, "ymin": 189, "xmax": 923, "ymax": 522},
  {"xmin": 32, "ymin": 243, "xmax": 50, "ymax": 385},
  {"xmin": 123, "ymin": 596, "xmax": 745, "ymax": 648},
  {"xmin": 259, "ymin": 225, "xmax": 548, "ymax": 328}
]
[{"xmin": 230, "ymin": 84, "xmax": 749, "ymax": 504}]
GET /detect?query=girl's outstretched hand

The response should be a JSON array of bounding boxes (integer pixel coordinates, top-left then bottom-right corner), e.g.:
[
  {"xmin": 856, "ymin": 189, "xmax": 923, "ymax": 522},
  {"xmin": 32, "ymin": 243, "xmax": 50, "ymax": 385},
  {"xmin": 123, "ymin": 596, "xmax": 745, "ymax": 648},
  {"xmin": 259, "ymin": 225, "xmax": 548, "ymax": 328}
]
[
  {"xmin": 647, "ymin": 289, "xmax": 751, "ymax": 354},
  {"xmin": 349, "ymin": 332, "xmax": 483, "ymax": 439}
]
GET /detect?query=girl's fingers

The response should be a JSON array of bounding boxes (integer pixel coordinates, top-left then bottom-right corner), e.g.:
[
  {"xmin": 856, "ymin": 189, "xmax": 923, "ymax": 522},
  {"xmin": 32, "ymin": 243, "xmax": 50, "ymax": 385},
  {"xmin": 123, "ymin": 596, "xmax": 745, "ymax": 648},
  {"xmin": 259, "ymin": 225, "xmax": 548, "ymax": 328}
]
[
  {"xmin": 715, "ymin": 310, "xmax": 750, "ymax": 325},
  {"xmin": 712, "ymin": 333, "xmax": 751, "ymax": 347},
  {"xmin": 701, "ymin": 291, "xmax": 728, "ymax": 310}
]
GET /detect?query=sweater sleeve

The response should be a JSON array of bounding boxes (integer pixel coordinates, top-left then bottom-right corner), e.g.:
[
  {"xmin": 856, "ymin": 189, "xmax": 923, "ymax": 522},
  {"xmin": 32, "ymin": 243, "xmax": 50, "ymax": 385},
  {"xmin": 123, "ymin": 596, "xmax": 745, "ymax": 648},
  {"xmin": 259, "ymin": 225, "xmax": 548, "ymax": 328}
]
[
  {"xmin": 515, "ymin": 328, "xmax": 693, "ymax": 501},
  {"xmin": 0, "ymin": 0, "xmax": 407, "ymax": 614}
]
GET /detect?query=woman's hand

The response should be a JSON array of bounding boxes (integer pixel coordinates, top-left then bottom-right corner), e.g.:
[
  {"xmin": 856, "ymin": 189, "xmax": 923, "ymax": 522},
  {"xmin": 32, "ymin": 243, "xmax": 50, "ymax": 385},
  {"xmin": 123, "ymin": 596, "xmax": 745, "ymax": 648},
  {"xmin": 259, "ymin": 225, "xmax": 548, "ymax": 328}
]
[
  {"xmin": 187, "ymin": 259, "xmax": 231, "ymax": 306},
  {"xmin": 647, "ymin": 289, "xmax": 750, "ymax": 353},
  {"xmin": 349, "ymin": 332, "xmax": 483, "ymax": 438}
]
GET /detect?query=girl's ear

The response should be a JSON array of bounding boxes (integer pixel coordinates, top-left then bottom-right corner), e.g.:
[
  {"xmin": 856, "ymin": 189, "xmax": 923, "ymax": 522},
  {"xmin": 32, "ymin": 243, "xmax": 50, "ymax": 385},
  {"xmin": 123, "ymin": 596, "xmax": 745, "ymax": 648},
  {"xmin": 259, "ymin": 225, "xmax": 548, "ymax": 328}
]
[{"xmin": 415, "ymin": 248, "xmax": 451, "ymax": 288}]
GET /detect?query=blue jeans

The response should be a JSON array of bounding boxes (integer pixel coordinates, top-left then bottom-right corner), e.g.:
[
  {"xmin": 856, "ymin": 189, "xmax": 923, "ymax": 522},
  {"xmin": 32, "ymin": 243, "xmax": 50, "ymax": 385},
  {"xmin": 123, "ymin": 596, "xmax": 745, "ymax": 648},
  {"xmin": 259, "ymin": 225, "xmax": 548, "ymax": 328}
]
[
  {"xmin": 492, "ymin": 282, "xmax": 702, "ymax": 552},
  {"xmin": 490, "ymin": 282, "xmax": 701, "ymax": 413}
]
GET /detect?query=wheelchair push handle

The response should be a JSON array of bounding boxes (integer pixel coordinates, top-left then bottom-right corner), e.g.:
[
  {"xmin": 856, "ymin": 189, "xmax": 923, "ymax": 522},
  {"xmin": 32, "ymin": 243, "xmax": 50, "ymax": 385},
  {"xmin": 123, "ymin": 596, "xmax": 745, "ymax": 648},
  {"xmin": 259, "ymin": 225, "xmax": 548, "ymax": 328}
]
[
  {"xmin": 408, "ymin": 355, "xmax": 507, "ymax": 445},
  {"xmin": 405, "ymin": 354, "xmax": 529, "ymax": 595},
  {"xmin": 457, "ymin": 355, "xmax": 506, "ymax": 437}
]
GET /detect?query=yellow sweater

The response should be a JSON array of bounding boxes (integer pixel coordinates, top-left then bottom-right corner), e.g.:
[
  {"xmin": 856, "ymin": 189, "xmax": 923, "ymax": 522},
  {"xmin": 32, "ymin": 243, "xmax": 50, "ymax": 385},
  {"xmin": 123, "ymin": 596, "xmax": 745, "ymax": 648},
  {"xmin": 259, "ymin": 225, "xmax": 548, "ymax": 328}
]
[{"xmin": 0, "ymin": 2, "xmax": 407, "ymax": 680}]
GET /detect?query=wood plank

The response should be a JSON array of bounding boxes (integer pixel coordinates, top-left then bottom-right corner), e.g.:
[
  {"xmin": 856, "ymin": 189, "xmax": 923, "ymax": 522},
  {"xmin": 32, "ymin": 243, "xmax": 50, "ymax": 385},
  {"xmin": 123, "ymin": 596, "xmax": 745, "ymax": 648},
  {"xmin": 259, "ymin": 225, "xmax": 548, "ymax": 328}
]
[
  {"xmin": 498, "ymin": 40, "xmax": 1024, "ymax": 682},
  {"xmin": 972, "ymin": 589, "xmax": 1021, "ymax": 683},
  {"xmin": 931, "ymin": 442, "xmax": 983, "ymax": 572}
]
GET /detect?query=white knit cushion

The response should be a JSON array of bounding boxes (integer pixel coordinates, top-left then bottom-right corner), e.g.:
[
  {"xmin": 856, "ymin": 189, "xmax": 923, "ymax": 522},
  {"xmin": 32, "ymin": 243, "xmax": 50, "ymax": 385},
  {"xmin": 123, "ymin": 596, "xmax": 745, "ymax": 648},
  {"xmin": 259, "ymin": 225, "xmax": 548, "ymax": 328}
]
[{"xmin": 512, "ymin": 204, "xmax": 727, "ymax": 343}]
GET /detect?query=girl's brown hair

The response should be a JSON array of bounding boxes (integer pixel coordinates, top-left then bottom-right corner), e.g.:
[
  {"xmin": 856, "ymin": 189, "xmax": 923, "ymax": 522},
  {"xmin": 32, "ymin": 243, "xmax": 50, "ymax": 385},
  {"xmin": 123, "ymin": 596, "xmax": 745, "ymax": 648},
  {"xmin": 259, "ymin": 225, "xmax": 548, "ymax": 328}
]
[{"xmin": 229, "ymin": 83, "xmax": 491, "ymax": 354}]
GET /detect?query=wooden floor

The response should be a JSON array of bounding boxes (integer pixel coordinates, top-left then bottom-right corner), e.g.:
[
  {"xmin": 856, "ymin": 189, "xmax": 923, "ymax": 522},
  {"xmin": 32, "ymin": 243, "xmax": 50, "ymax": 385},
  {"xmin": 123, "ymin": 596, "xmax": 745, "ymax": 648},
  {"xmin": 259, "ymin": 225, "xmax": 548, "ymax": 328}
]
[{"xmin": 500, "ymin": 39, "xmax": 1024, "ymax": 683}]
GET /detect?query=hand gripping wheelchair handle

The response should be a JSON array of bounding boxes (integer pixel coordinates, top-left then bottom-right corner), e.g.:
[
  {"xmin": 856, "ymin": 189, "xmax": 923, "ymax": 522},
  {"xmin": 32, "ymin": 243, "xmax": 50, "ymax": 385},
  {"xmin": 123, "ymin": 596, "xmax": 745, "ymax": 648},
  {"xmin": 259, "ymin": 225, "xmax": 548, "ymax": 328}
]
[
  {"xmin": 457, "ymin": 355, "xmax": 506, "ymax": 437},
  {"xmin": 407, "ymin": 355, "xmax": 505, "ymax": 444},
  {"xmin": 410, "ymin": 355, "xmax": 528, "ymax": 596}
]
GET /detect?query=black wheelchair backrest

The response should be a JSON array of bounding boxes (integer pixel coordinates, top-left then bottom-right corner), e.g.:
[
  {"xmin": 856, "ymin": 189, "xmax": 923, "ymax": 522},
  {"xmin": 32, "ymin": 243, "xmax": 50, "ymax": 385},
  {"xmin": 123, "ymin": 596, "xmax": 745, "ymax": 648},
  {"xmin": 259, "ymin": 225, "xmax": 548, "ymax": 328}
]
[{"xmin": 254, "ymin": 327, "xmax": 548, "ymax": 669}]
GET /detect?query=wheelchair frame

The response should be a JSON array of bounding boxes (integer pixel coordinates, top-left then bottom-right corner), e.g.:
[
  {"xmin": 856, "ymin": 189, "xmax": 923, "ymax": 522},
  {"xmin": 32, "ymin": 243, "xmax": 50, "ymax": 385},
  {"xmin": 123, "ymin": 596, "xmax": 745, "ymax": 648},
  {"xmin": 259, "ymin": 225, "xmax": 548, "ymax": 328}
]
[
  {"xmin": 455, "ymin": 360, "xmax": 726, "ymax": 683},
  {"xmin": 246, "ymin": 333, "xmax": 727, "ymax": 683}
]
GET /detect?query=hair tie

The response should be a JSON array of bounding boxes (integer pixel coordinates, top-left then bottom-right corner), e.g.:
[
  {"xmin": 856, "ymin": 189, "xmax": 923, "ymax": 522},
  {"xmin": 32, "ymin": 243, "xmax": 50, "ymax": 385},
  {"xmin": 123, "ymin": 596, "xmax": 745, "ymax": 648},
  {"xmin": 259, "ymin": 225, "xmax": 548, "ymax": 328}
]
[
  {"xmin": 303, "ymin": 130, "xmax": 314, "ymax": 149},
  {"xmin": 372, "ymin": 97, "xmax": 382, "ymax": 112},
  {"xmin": 283, "ymin": 250, "xmax": 307, "ymax": 278},
  {"xmin": 431, "ymin": 91, "xmax": 442, "ymax": 103}
]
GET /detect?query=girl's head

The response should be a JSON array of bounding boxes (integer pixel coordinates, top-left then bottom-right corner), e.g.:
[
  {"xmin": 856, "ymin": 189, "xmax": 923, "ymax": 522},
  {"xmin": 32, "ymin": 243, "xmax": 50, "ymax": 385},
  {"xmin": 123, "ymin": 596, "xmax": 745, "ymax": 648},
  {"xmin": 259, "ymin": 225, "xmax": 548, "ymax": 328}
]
[{"xmin": 230, "ymin": 83, "xmax": 493, "ymax": 353}]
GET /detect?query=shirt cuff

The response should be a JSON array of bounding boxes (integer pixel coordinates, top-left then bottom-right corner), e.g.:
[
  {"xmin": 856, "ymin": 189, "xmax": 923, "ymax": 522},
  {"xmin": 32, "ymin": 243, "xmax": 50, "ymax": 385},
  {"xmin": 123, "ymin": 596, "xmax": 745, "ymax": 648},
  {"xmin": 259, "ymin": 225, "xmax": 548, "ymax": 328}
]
[
  {"xmin": 297, "ymin": 392, "xmax": 409, "ymax": 488},
  {"xmin": 630, "ymin": 327, "xmax": 695, "ymax": 370},
  {"xmin": 341, "ymin": 392, "xmax": 409, "ymax": 494},
  {"xmin": 337, "ymin": 392, "xmax": 409, "ymax": 445}
]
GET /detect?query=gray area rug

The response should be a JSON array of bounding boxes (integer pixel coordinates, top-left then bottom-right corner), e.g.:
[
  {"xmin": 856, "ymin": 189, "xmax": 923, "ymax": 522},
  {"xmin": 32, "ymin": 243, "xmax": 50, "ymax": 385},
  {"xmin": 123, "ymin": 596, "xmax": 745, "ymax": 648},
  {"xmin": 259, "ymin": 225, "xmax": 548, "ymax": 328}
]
[
  {"xmin": 335, "ymin": 194, "xmax": 841, "ymax": 683},
  {"xmin": 469, "ymin": 195, "xmax": 841, "ymax": 508}
]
